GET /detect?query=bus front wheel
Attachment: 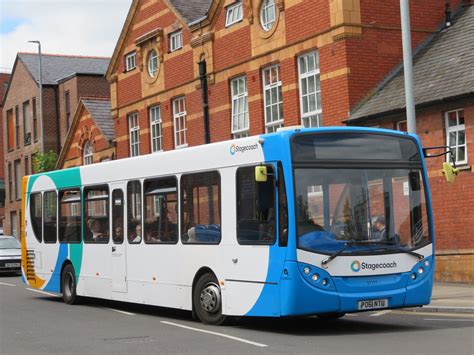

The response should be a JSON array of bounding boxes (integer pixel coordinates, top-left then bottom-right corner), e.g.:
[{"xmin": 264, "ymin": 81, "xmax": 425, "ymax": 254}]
[
  {"xmin": 193, "ymin": 273, "xmax": 226, "ymax": 325},
  {"xmin": 61, "ymin": 264, "xmax": 79, "ymax": 305}
]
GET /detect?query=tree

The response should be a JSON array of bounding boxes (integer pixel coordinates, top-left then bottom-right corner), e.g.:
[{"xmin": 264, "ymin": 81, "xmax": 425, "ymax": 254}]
[{"xmin": 33, "ymin": 151, "xmax": 58, "ymax": 173}]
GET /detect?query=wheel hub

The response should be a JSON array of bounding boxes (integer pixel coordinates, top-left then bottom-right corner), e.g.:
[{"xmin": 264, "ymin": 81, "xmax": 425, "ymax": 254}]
[{"xmin": 200, "ymin": 283, "xmax": 220, "ymax": 313}]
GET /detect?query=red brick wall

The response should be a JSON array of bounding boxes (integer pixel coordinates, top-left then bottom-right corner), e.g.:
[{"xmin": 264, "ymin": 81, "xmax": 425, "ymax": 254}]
[{"xmin": 0, "ymin": 73, "xmax": 11, "ymax": 227}]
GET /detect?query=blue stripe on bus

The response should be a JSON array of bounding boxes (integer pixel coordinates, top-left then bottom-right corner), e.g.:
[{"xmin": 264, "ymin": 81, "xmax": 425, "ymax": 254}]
[{"xmin": 43, "ymin": 243, "xmax": 69, "ymax": 293}]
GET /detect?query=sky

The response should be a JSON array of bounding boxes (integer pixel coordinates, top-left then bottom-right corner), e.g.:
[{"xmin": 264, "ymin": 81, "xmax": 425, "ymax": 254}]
[{"xmin": 0, "ymin": 0, "xmax": 132, "ymax": 72}]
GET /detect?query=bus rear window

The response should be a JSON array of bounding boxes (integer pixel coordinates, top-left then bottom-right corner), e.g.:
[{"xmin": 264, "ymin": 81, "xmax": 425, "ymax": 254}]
[{"xmin": 292, "ymin": 133, "xmax": 420, "ymax": 162}]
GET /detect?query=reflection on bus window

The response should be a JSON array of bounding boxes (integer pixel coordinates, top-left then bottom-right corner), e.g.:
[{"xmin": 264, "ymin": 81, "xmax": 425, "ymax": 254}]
[
  {"xmin": 59, "ymin": 189, "xmax": 81, "ymax": 243},
  {"xmin": 144, "ymin": 177, "xmax": 178, "ymax": 244},
  {"xmin": 181, "ymin": 171, "xmax": 221, "ymax": 244},
  {"xmin": 84, "ymin": 187, "xmax": 109, "ymax": 243},
  {"xmin": 236, "ymin": 166, "xmax": 276, "ymax": 245},
  {"xmin": 112, "ymin": 190, "xmax": 124, "ymax": 244},
  {"xmin": 30, "ymin": 193, "xmax": 42, "ymax": 242},
  {"xmin": 43, "ymin": 191, "xmax": 57, "ymax": 243},
  {"xmin": 127, "ymin": 181, "xmax": 142, "ymax": 244}
]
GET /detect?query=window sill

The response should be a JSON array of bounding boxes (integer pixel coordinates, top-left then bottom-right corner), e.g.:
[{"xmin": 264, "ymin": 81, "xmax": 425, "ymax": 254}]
[{"xmin": 456, "ymin": 165, "xmax": 471, "ymax": 172}]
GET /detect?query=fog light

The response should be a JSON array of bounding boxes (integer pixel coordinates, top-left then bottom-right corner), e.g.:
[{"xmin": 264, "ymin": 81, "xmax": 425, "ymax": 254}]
[
  {"xmin": 312, "ymin": 274, "xmax": 319, "ymax": 281},
  {"xmin": 304, "ymin": 267, "xmax": 310, "ymax": 275},
  {"xmin": 424, "ymin": 260, "xmax": 430, "ymax": 267},
  {"xmin": 411, "ymin": 273, "xmax": 417, "ymax": 280},
  {"xmin": 418, "ymin": 267, "xmax": 424, "ymax": 274},
  {"xmin": 322, "ymin": 279, "xmax": 328, "ymax": 286}
]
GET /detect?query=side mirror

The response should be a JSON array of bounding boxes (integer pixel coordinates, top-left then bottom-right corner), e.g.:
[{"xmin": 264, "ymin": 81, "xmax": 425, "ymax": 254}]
[
  {"xmin": 255, "ymin": 166, "xmax": 268, "ymax": 182},
  {"xmin": 442, "ymin": 162, "xmax": 459, "ymax": 183}
]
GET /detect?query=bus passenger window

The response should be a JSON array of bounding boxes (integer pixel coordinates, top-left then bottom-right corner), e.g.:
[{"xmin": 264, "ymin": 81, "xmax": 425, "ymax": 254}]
[
  {"xmin": 181, "ymin": 171, "xmax": 221, "ymax": 244},
  {"xmin": 127, "ymin": 181, "xmax": 142, "ymax": 244},
  {"xmin": 236, "ymin": 166, "xmax": 276, "ymax": 245},
  {"xmin": 43, "ymin": 191, "xmax": 57, "ymax": 243},
  {"xmin": 112, "ymin": 190, "xmax": 124, "ymax": 244},
  {"xmin": 144, "ymin": 177, "xmax": 178, "ymax": 244},
  {"xmin": 84, "ymin": 187, "xmax": 109, "ymax": 243},
  {"xmin": 59, "ymin": 189, "xmax": 81, "ymax": 243},
  {"xmin": 30, "ymin": 193, "xmax": 42, "ymax": 242}
]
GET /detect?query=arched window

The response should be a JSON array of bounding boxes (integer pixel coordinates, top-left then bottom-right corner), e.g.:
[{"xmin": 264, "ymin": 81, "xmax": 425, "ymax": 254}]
[
  {"xmin": 148, "ymin": 50, "xmax": 159, "ymax": 78},
  {"xmin": 83, "ymin": 140, "xmax": 93, "ymax": 165},
  {"xmin": 260, "ymin": 0, "xmax": 276, "ymax": 32}
]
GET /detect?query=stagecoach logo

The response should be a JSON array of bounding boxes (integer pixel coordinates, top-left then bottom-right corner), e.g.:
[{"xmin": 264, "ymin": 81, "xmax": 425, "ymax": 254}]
[
  {"xmin": 351, "ymin": 260, "xmax": 361, "ymax": 272},
  {"xmin": 351, "ymin": 260, "xmax": 398, "ymax": 272},
  {"xmin": 230, "ymin": 143, "xmax": 259, "ymax": 156}
]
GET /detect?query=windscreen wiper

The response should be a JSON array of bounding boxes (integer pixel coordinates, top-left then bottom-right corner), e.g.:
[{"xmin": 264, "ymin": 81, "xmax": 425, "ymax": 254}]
[
  {"xmin": 367, "ymin": 243, "xmax": 424, "ymax": 261},
  {"xmin": 321, "ymin": 241, "xmax": 370, "ymax": 268}
]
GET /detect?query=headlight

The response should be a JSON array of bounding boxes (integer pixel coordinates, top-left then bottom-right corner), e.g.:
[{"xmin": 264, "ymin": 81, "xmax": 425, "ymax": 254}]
[
  {"xmin": 303, "ymin": 267, "xmax": 310, "ymax": 275},
  {"xmin": 418, "ymin": 267, "xmax": 424, "ymax": 274},
  {"xmin": 312, "ymin": 274, "xmax": 319, "ymax": 281},
  {"xmin": 411, "ymin": 273, "xmax": 417, "ymax": 280},
  {"xmin": 322, "ymin": 279, "xmax": 328, "ymax": 286},
  {"xmin": 424, "ymin": 260, "xmax": 430, "ymax": 268}
]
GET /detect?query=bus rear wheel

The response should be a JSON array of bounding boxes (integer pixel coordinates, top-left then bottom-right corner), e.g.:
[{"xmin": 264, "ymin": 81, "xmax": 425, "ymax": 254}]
[
  {"xmin": 61, "ymin": 264, "xmax": 79, "ymax": 305},
  {"xmin": 193, "ymin": 273, "xmax": 226, "ymax": 325}
]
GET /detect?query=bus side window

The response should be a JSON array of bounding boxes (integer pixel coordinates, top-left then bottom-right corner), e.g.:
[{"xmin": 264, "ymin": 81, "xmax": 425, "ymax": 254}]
[
  {"xmin": 84, "ymin": 186, "xmax": 110, "ymax": 243},
  {"xmin": 144, "ymin": 177, "xmax": 178, "ymax": 244},
  {"xmin": 127, "ymin": 181, "xmax": 142, "ymax": 244},
  {"xmin": 58, "ymin": 189, "xmax": 81, "ymax": 243},
  {"xmin": 181, "ymin": 171, "xmax": 221, "ymax": 244},
  {"xmin": 112, "ymin": 190, "xmax": 124, "ymax": 244},
  {"xmin": 30, "ymin": 192, "xmax": 42, "ymax": 242},
  {"xmin": 236, "ymin": 165, "xmax": 276, "ymax": 245},
  {"xmin": 43, "ymin": 191, "xmax": 57, "ymax": 243}
]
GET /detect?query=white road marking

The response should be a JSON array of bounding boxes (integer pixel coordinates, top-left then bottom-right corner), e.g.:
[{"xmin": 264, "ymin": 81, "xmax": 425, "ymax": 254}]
[
  {"xmin": 26, "ymin": 288, "xmax": 60, "ymax": 297},
  {"xmin": 424, "ymin": 318, "xmax": 474, "ymax": 322},
  {"xmin": 345, "ymin": 314, "xmax": 358, "ymax": 317},
  {"xmin": 0, "ymin": 281, "xmax": 16, "ymax": 287},
  {"xmin": 161, "ymin": 321, "xmax": 268, "ymax": 348},
  {"xmin": 102, "ymin": 307, "xmax": 135, "ymax": 316},
  {"xmin": 370, "ymin": 310, "xmax": 392, "ymax": 317}
]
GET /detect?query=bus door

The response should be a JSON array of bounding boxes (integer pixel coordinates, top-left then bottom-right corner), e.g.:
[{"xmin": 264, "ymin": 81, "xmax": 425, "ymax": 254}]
[
  {"xmin": 110, "ymin": 187, "xmax": 127, "ymax": 293},
  {"xmin": 225, "ymin": 162, "xmax": 286, "ymax": 316}
]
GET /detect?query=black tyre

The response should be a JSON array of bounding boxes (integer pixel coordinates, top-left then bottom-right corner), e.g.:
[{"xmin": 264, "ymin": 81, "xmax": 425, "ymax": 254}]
[
  {"xmin": 61, "ymin": 264, "xmax": 79, "ymax": 305},
  {"xmin": 193, "ymin": 273, "xmax": 226, "ymax": 325},
  {"xmin": 317, "ymin": 312, "xmax": 346, "ymax": 320}
]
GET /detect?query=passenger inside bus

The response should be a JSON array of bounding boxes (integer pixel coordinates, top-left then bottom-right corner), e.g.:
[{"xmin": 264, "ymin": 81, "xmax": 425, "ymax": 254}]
[
  {"xmin": 129, "ymin": 224, "xmax": 142, "ymax": 243},
  {"xmin": 87, "ymin": 218, "xmax": 108, "ymax": 242}
]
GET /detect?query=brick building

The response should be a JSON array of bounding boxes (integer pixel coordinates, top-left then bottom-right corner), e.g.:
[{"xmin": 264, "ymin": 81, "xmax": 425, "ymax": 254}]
[
  {"xmin": 348, "ymin": 5, "xmax": 474, "ymax": 282},
  {"xmin": 105, "ymin": 0, "xmax": 469, "ymax": 282},
  {"xmin": 2, "ymin": 53, "xmax": 110, "ymax": 237},
  {"xmin": 0, "ymin": 73, "xmax": 12, "ymax": 230},
  {"xmin": 56, "ymin": 97, "xmax": 115, "ymax": 169}
]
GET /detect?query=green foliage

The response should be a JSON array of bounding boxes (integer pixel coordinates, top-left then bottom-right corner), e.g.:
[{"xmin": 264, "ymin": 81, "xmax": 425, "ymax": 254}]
[{"xmin": 33, "ymin": 151, "xmax": 58, "ymax": 173}]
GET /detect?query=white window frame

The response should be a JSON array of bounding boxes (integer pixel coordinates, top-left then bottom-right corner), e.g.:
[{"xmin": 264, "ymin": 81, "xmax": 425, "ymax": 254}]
[
  {"xmin": 231, "ymin": 76, "xmax": 249, "ymax": 138},
  {"xmin": 83, "ymin": 140, "xmax": 93, "ymax": 165},
  {"xmin": 262, "ymin": 65, "xmax": 283, "ymax": 133},
  {"xmin": 445, "ymin": 109, "xmax": 467, "ymax": 165},
  {"xmin": 260, "ymin": 0, "xmax": 276, "ymax": 32},
  {"xmin": 128, "ymin": 113, "xmax": 140, "ymax": 157},
  {"xmin": 169, "ymin": 30, "xmax": 183, "ymax": 52},
  {"xmin": 298, "ymin": 51, "xmax": 322, "ymax": 128},
  {"xmin": 396, "ymin": 120, "xmax": 407, "ymax": 132},
  {"xmin": 147, "ymin": 50, "xmax": 158, "ymax": 78},
  {"xmin": 173, "ymin": 97, "xmax": 187, "ymax": 149},
  {"xmin": 125, "ymin": 51, "xmax": 136, "ymax": 71},
  {"xmin": 226, "ymin": 1, "xmax": 243, "ymax": 27},
  {"xmin": 149, "ymin": 105, "xmax": 163, "ymax": 153}
]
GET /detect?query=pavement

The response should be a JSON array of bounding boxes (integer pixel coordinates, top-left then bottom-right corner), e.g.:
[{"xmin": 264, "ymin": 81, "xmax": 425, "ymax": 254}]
[{"xmin": 408, "ymin": 282, "xmax": 474, "ymax": 314}]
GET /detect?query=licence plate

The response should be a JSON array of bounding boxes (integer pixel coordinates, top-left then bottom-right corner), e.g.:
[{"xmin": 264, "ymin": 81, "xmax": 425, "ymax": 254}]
[
  {"xmin": 5, "ymin": 263, "xmax": 20, "ymax": 268},
  {"xmin": 358, "ymin": 299, "xmax": 388, "ymax": 310}
]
